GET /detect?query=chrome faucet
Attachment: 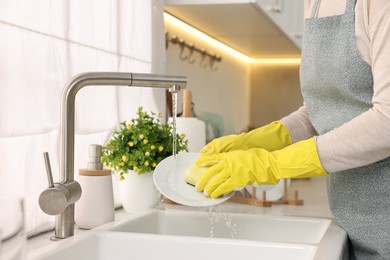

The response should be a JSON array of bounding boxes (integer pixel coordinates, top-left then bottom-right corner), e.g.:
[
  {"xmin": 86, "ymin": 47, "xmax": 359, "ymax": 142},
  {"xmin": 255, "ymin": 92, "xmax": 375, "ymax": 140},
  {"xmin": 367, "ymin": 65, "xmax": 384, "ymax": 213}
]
[{"xmin": 39, "ymin": 72, "xmax": 187, "ymax": 239}]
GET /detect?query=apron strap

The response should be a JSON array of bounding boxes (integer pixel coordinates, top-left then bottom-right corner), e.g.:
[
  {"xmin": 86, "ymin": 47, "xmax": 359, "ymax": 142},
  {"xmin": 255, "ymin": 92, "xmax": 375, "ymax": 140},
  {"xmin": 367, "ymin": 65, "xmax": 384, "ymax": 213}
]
[
  {"xmin": 345, "ymin": 0, "xmax": 356, "ymax": 13},
  {"xmin": 310, "ymin": 0, "xmax": 321, "ymax": 18},
  {"xmin": 311, "ymin": 0, "xmax": 356, "ymax": 18}
]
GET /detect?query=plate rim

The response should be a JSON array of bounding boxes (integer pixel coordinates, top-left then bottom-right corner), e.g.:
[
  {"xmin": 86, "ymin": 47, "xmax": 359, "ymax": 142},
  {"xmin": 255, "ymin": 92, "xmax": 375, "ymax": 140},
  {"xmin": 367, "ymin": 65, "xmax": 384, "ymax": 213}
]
[{"xmin": 153, "ymin": 152, "xmax": 232, "ymax": 207}]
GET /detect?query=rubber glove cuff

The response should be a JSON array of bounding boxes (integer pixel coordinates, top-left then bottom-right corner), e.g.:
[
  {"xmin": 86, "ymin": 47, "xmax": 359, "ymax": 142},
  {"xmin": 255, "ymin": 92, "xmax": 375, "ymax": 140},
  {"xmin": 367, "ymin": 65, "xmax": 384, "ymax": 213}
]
[
  {"xmin": 200, "ymin": 121, "xmax": 292, "ymax": 154},
  {"xmin": 195, "ymin": 137, "xmax": 326, "ymax": 198}
]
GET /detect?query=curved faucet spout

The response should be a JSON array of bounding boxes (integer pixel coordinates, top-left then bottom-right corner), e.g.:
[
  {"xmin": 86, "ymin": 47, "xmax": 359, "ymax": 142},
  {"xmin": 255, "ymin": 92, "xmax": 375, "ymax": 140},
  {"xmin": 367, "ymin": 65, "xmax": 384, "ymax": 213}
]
[
  {"xmin": 60, "ymin": 72, "xmax": 187, "ymax": 182},
  {"xmin": 54, "ymin": 72, "xmax": 187, "ymax": 238}
]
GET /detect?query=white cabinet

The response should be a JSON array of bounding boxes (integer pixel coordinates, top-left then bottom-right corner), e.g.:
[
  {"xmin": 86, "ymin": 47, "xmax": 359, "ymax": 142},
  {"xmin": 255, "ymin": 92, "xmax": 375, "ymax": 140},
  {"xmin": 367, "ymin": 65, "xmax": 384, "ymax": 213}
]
[
  {"xmin": 164, "ymin": 0, "xmax": 304, "ymax": 57},
  {"xmin": 255, "ymin": 0, "xmax": 304, "ymax": 48}
]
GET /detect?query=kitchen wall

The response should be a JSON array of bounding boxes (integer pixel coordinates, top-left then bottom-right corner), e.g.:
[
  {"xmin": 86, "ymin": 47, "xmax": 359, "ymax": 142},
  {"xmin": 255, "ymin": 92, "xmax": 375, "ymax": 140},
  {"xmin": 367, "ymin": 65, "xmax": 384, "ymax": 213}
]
[
  {"xmin": 249, "ymin": 64, "xmax": 303, "ymax": 129},
  {"xmin": 164, "ymin": 18, "xmax": 250, "ymax": 136},
  {"xmin": 165, "ymin": 17, "xmax": 303, "ymax": 136}
]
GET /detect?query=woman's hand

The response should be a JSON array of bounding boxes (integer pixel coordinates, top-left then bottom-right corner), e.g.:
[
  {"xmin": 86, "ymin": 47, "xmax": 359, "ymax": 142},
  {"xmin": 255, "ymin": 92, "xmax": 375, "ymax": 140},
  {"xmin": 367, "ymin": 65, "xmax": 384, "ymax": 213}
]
[{"xmin": 195, "ymin": 138, "xmax": 326, "ymax": 198}]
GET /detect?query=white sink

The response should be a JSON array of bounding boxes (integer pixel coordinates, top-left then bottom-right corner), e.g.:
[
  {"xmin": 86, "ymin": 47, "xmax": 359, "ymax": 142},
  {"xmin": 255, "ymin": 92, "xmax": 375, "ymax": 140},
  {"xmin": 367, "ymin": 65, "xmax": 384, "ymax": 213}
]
[
  {"xmin": 110, "ymin": 210, "xmax": 331, "ymax": 244},
  {"xmin": 29, "ymin": 232, "xmax": 317, "ymax": 260},
  {"xmin": 28, "ymin": 209, "xmax": 347, "ymax": 260}
]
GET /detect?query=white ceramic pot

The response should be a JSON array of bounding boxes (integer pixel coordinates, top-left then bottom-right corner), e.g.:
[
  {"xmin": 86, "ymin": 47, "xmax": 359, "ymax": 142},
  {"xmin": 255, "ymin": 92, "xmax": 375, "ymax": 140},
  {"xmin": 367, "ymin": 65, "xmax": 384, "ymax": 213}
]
[{"xmin": 117, "ymin": 170, "xmax": 159, "ymax": 214}]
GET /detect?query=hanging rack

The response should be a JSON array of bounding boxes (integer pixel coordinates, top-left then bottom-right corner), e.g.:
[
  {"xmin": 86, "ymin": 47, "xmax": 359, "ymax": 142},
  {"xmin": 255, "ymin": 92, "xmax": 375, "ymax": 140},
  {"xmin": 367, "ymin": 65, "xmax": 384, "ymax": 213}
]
[{"xmin": 166, "ymin": 32, "xmax": 222, "ymax": 70}]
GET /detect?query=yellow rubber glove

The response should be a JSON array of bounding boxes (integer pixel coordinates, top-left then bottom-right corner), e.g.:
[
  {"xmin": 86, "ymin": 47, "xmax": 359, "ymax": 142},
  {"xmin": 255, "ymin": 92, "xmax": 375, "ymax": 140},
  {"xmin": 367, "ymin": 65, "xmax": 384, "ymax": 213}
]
[
  {"xmin": 200, "ymin": 121, "xmax": 292, "ymax": 154},
  {"xmin": 195, "ymin": 137, "xmax": 327, "ymax": 198}
]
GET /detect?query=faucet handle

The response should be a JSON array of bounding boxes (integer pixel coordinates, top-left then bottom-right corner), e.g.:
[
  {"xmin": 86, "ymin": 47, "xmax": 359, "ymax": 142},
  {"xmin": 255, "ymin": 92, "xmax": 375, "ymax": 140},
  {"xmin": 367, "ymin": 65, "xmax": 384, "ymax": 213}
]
[
  {"xmin": 39, "ymin": 152, "xmax": 72, "ymax": 215},
  {"xmin": 43, "ymin": 152, "xmax": 54, "ymax": 188}
]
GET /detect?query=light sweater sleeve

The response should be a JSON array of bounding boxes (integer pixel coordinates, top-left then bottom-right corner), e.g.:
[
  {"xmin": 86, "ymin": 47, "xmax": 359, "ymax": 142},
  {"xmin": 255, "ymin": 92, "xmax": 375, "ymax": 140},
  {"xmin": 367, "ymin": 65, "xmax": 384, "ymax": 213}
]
[
  {"xmin": 316, "ymin": 1, "xmax": 390, "ymax": 173},
  {"xmin": 280, "ymin": 105, "xmax": 317, "ymax": 143}
]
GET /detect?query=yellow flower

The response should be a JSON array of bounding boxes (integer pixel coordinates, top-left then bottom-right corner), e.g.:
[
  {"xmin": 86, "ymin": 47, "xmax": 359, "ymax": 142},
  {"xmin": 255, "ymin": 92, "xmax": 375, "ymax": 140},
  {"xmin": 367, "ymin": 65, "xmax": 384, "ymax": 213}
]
[
  {"xmin": 127, "ymin": 124, "xmax": 132, "ymax": 130},
  {"xmin": 144, "ymin": 161, "xmax": 150, "ymax": 166},
  {"xmin": 122, "ymin": 155, "xmax": 127, "ymax": 162},
  {"xmin": 152, "ymin": 162, "xmax": 157, "ymax": 167},
  {"xmin": 139, "ymin": 134, "xmax": 144, "ymax": 139},
  {"xmin": 120, "ymin": 162, "xmax": 125, "ymax": 166},
  {"xmin": 115, "ymin": 167, "xmax": 120, "ymax": 172},
  {"xmin": 105, "ymin": 142, "xmax": 111, "ymax": 147},
  {"xmin": 159, "ymin": 146, "xmax": 164, "ymax": 152},
  {"xmin": 133, "ymin": 166, "xmax": 138, "ymax": 171},
  {"xmin": 136, "ymin": 169, "xmax": 141, "ymax": 174},
  {"xmin": 150, "ymin": 145, "xmax": 156, "ymax": 150},
  {"xmin": 180, "ymin": 133, "xmax": 186, "ymax": 139},
  {"xmin": 158, "ymin": 112, "xmax": 162, "ymax": 116},
  {"xmin": 119, "ymin": 175, "xmax": 125, "ymax": 181},
  {"xmin": 128, "ymin": 141, "xmax": 134, "ymax": 147},
  {"xmin": 143, "ymin": 139, "xmax": 148, "ymax": 145},
  {"xmin": 145, "ymin": 151, "xmax": 150, "ymax": 157}
]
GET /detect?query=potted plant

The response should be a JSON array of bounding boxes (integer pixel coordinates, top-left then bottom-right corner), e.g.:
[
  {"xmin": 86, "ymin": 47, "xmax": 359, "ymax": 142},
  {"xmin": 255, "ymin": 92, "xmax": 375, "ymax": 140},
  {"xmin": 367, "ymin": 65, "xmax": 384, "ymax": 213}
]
[{"xmin": 102, "ymin": 107, "xmax": 188, "ymax": 213}]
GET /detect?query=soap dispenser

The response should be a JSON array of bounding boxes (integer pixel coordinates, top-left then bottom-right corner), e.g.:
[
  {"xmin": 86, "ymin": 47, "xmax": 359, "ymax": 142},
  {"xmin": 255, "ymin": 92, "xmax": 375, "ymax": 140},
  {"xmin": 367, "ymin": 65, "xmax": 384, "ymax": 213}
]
[{"xmin": 75, "ymin": 144, "xmax": 114, "ymax": 229}]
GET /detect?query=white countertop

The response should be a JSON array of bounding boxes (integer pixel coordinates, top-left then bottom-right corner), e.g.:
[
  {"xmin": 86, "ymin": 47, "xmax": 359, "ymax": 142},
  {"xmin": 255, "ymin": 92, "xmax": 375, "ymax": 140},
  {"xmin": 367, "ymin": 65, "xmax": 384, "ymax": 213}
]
[
  {"xmin": 210, "ymin": 176, "xmax": 333, "ymax": 218},
  {"xmin": 27, "ymin": 177, "xmax": 335, "ymax": 256}
]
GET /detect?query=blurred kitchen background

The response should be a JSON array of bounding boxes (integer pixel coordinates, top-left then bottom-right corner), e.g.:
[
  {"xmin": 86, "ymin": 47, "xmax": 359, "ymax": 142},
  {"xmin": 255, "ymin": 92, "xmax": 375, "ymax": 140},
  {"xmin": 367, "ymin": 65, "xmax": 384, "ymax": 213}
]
[{"xmin": 165, "ymin": 0, "xmax": 304, "ymax": 136}]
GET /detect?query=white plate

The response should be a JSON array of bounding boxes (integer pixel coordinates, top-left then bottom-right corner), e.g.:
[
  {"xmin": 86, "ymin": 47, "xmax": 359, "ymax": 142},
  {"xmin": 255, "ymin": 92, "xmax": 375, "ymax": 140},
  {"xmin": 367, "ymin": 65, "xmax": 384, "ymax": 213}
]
[{"xmin": 153, "ymin": 152, "xmax": 233, "ymax": 207}]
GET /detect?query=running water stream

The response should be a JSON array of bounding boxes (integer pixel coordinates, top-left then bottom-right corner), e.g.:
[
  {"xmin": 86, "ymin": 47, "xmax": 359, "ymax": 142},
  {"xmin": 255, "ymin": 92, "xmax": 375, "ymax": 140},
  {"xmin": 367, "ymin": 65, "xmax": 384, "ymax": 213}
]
[
  {"xmin": 171, "ymin": 91, "xmax": 178, "ymax": 191},
  {"xmin": 208, "ymin": 206, "xmax": 240, "ymax": 239},
  {"xmin": 169, "ymin": 92, "xmax": 239, "ymax": 238},
  {"xmin": 156, "ymin": 91, "xmax": 178, "ymax": 205},
  {"xmin": 171, "ymin": 91, "xmax": 178, "ymax": 163}
]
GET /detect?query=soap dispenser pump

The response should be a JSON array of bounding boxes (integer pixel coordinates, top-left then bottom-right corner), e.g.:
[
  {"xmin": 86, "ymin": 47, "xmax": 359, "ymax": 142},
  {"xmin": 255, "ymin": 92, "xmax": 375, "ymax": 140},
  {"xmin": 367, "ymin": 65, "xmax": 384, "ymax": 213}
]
[{"xmin": 75, "ymin": 144, "xmax": 114, "ymax": 229}]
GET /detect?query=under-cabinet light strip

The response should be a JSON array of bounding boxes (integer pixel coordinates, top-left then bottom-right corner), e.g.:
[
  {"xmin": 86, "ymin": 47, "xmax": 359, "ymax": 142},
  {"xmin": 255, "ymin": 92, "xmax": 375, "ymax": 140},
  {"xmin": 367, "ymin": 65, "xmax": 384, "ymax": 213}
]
[{"xmin": 164, "ymin": 12, "xmax": 301, "ymax": 65}]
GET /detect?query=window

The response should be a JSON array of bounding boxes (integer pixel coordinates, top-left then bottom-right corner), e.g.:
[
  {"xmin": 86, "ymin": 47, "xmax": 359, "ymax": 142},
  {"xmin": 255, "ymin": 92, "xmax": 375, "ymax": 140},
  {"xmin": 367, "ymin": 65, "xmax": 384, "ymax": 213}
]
[{"xmin": 0, "ymin": 0, "xmax": 165, "ymax": 236}]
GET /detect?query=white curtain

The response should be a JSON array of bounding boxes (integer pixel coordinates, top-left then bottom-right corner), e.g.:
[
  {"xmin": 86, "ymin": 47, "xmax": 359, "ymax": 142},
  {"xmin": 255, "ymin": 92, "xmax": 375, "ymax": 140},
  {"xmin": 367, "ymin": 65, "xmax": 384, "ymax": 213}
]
[{"xmin": 0, "ymin": 0, "xmax": 166, "ymax": 236}]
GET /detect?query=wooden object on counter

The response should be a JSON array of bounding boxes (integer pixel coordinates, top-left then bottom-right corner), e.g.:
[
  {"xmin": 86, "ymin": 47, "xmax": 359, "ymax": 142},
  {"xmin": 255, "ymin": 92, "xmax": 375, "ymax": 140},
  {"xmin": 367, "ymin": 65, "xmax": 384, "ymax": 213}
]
[
  {"xmin": 166, "ymin": 90, "xmax": 173, "ymax": 117},
  {"xmin": 79, "ymin": 169, "xmax": 111, "ymax": 176},
  {"xmin": 228, "ymin": 179, "xmax": 304, "ymax": 207},
  {"xmin": 271, "ymin": 179, "xmax": 304, "ymax": 206},
  {"xmin": 162, "ymin": 197, "xmax": 177, "ymax": 205},
  {"xmin": 182, "ymin": 89, "xmax": 192, "ymax": 117},
  {"xmin": 229, "ymin": 187, "xmax": 272, "ymax": 207},
  {"xmin": 166, "ymin": 88, "xmax": 193, "ymax": 118}
]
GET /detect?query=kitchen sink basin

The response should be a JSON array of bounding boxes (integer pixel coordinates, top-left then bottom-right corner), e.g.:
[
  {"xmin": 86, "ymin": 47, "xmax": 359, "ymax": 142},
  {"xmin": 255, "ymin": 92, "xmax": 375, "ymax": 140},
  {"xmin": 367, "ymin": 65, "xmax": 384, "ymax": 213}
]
[
  {"xmin": 29, "ymin": 232, "xmax": 317, "ymax": 260},
  {"xmin": 28, "ymin": 209, "xmax": 347, "ymax": 260},
  {"xmin": 110, "ymin": 209, "xmax": 331, "ymax": 244}
]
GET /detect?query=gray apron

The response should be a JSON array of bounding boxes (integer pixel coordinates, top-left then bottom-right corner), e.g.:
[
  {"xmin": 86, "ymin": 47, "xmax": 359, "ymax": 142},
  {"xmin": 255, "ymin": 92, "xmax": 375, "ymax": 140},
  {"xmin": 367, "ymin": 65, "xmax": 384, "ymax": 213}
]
[{"xmin": 300, "ymin": 0, "xmax": 390, "ymax": 259}]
